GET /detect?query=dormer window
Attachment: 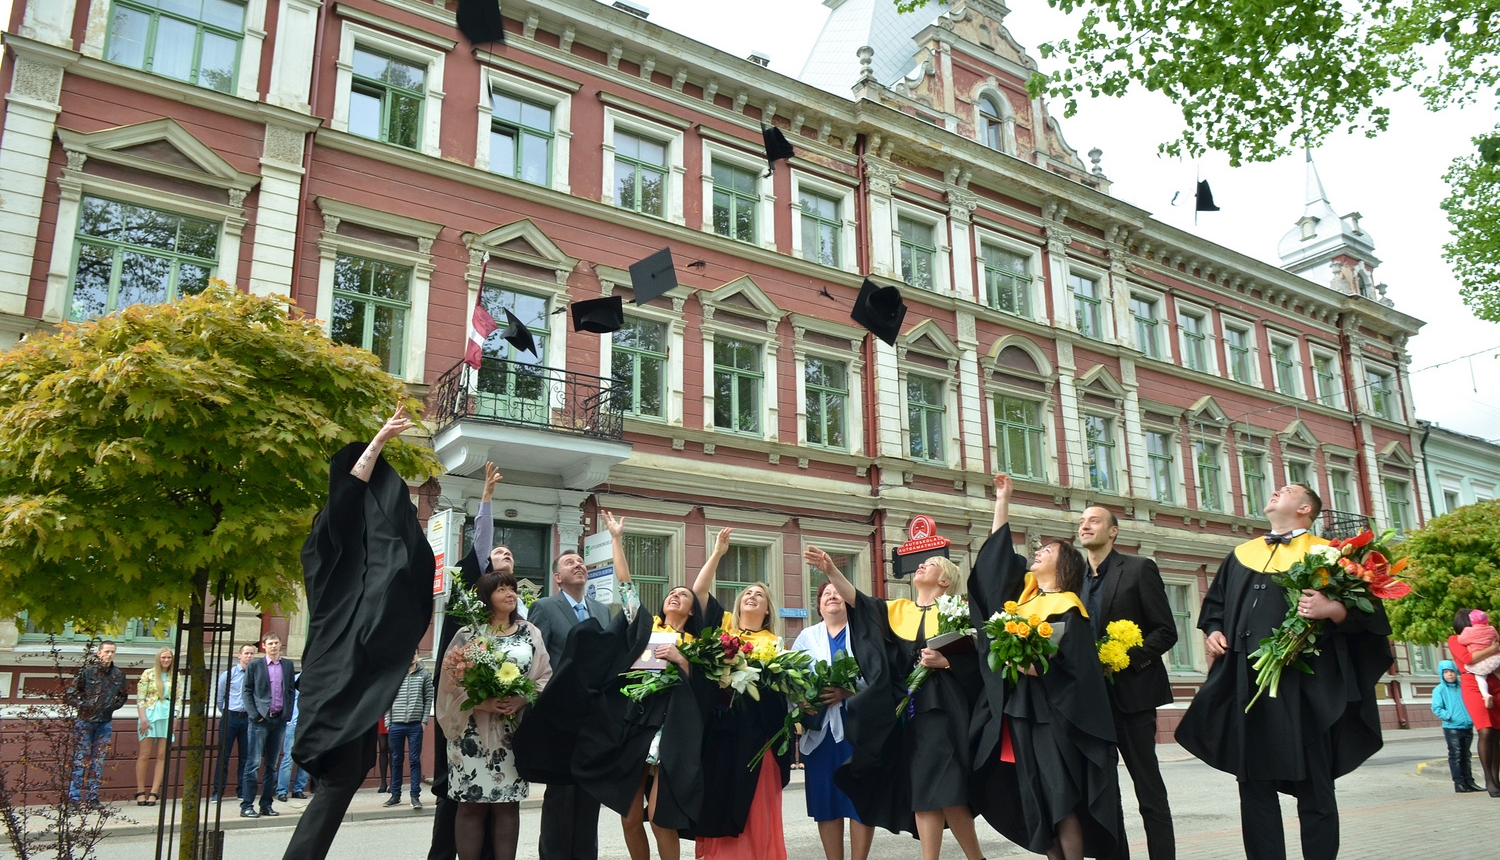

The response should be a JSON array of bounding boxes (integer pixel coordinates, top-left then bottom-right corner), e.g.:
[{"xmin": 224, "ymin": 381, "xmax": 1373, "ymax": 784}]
[{"xmin": 979, "ymin": 96, "xmax": 1003, "ymax": 151}]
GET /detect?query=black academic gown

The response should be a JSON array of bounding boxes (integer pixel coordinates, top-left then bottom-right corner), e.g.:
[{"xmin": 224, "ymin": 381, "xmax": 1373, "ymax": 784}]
[
  {"xmin": 834, "ymin": 589, "xmax": 982, "ymax": 837},
  {"xmin": 967, "ymin": 524, "xmax": 1120, "ymax": 858},
  {"xmin": 1175, "ymin": 535, "xmax": 1391, "ymax": 783}
]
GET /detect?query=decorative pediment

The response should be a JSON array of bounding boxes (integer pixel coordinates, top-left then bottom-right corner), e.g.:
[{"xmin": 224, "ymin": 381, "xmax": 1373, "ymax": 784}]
[
  {"xmin": 900, "ymin": 318, "xmax": 961, "ymax": 361},
  {"xmin": 1077, "ymin": 364, "xmax": 1125, "ymax": 399},
  {"xmin": 700, "ymin": 276, "xmax": 783, "ymax": 325},
  {"xmin": 464, "ymin": 219, "xmax": 579, "ymax": 286},
  {"xmin": 57, "ymin": 119, "xmax": 259, "ymax": 194},
  {"xmin": 1279, "ymin": 419, "xmax": 1322, "ymax": 449},
  {"xmin": 1186, "ymin": 395, "xmax": 1230, "ymax": 428},
  {"xmin": 1379, "ymin": 441, "xmax": 1416, "ymax": 469},
  {"xmin": 986, "ymin": 334, "xmax": 1053, "ymax": 378}
]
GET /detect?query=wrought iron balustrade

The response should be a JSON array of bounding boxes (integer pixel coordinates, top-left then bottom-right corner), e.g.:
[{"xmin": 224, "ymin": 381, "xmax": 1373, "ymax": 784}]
[
  {"xmin": 1316, "ymin": 508, "xmax": 1370, "ymax": 542},
  {"xmin": 431, "ymin": 357, "xmax": 625, "ymax": 441}
]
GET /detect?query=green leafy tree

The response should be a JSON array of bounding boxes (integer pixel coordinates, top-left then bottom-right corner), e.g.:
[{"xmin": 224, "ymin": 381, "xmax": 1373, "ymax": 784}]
[
  {"xmin": 894, "ymin": 0, "xmax": 1500, "ymax": 321},
  {"xmin": 1386, "ymin": 500, "xmax": 1500, "ymax": 645},
  {"xmin": 0, "ymin": 283, "xmax": 442, "ymax": 856}
]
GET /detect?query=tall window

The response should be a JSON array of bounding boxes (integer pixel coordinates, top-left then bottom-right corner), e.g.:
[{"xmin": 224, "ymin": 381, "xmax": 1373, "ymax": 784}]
[
  {"xmin": 907, "ymin": 375, "xmax": 946, "ymax": 463},
  {"xmin": 1242, "ymin": 452, "xmax": 1268, "ymax": 513},
  {"xmin": 69, "ymin": 196, "xmax": 219, "ymax": 321},
  {"xmin": 1272, "ymin": 341, "xmax": 1298, "ymax": 395},
  {"xmin": 979, "ymin": 96, "xmax": 1003, "ymax": 150},
  {"xmin": 799, "ymin": 191, "xmax": 841, "ymax": 268},
  {"xmin": 804, "ymin": 357, "xmax": 848, "ymax": 450},
  {"xmin": 993, "ymin": 395, "xmax": 1045, "ymax": 480},
  {"xmin": 611, "ymin": 318, "xmax": 667, "ymax": 419},
  {"xmin": 1330, "ymin": 469, "xmax": 1353, "ymax": 511},
  {"xmin": 898, "ymin": 217, "xmax": 936, "ymax": 290},
  {"xmin": 348, "ymin": 47, "xmax": 425, "ymax": 149},
  {"xmin": 1166, "ymin": 583, "xmax": 1195, "ymax": 671},
  {"xmin": 1444, "ymin": 490, "xmax": 1461, "ymax": 513},
  {"xmin": 1384, "ymin": 479, "xmax": 1412, "ymax": 534},
  {"xmin": 615, "ymin": 131, "xmax": 667, "ymax": 217},
  {"xmin": 1084, "ymin": 415, "xmax": 1116, "ymax": 492},
  {"xmin": 712, "ymin": 162, "xmax": 759, "ymax": 243},
  {"xmin": 489, "ymin": 92, "xmax": 552, "ymax": 186},
  {"xmin": 105, "ymin": 0, "xmax": 245, "ymax": 93},
  {"xmin": 476, "ymin": 288, "xmax": 549, "ymax": 410},
  {"xmin": 1195, "ymin": 440, "xmax": 1223, "ymax": 512},
  {"xmin": 1072, "ymin": 275, "xmax": 1102, "ymax": 339},
  {"xmin": 1131, "ymin": 296, "xmax": 1161, "ymax": 359},
  {"xmin": 982, "ymin": 246, "xmax": 1031, "ymax": 317},
  {"xmin": 1314, "ymin": 354, "xmax": 1339, "ymax": 406},
  {"xmin": 1147, "ymin": 431, "xmax": 1175, "ymax": 504},
  {"xmin": 716, "ymin": 544, "xmax": 765, "ymax": 610},
  {"xmin": 331, "ymin": 254, "xmax": 412, "ymax": 375},
  {"xmin": 1225, "ymin": 326, "xmax": 1252, "ymax": 383},
  {"xmin": 1286, "ymin": 461, "xmax": 1310, "ymax": 487},
  {"xmin": 622, "ymin": 534, "xmax": 669, "ymax": 614},
  {"xmin": 1180, "ymin": 312, "xmax": 1208, "ymax": 371},
  {"xmin": 713, "ymin": 338, "xmax": 762, "ymax": 434},
  {"xmin": 1366, "ymin": 369, "xmax": 1395, "ymax": 419}
]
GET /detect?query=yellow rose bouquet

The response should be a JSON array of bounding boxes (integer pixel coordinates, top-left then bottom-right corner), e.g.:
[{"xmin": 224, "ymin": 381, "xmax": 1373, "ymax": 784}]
[
  {"xmin": 983, "ymin": 600, "xmax": 1060, "ymax": 684},
  {"xmin": 1097, "ymin": 619, "xmax": 1143, "ymax": 677}
]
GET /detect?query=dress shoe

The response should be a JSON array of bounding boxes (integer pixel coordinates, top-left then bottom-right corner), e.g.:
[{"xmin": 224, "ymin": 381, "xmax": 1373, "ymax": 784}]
[
  {"xmin": 276, "ymin": 793, "xmax": 288, "ymax": 802},
  {"xmin": 1467, "ymin": 781, "xmax": 1485, "ymax": 792},
  {"xmin": 260, "ymin": 807, "xmax": 280, "ymax": 816},
  {"xmin": 291, "ymin": 791, "xmax": 308, "ymax": 799},
  {"xmin": 239, "ymin": 808, "xmax": 259, "ymax": 819},
  {"xmin": 1457, "ymin": 783, "xmax": 1477, "ymax": 792}
]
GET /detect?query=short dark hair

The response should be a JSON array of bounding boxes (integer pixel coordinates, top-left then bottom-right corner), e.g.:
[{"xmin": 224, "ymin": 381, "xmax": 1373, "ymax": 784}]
[
  {"xmin": 1290, "ymin": 483, "xmax": 1323, "ymax": 520},
  {"xmin": 1045, "ymin": 539, "xmax": 1089, "ymax": 595},
  {"xmin": 812, "ymin": 580, "xmax": 849, "ymax": 620},
  {"xmin": 97, "ymin": 640, "xmax": 117, "ymax": 649},
  {"xmin": 552, "ymin": 551, "xmax": 583, "ymax": 574},
  {"xmin": 1455, "ymin": 608, "xmax": 1475, "ymax": 636},
  {"xmin": 1084, "ymin": 506, "xmax": 1119, "ymax": 529},
  {"xmin": 478, "ymin": 571, "xmax": 523, "ymax": 627},
  {"xmin": 262, "ymin": 631, "xmax": 281, "ymax": 644}
]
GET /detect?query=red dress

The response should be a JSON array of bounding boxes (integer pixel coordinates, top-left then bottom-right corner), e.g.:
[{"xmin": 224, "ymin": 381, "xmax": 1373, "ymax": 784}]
[{"xmin": 1448, "ymin": 636, "xmax": 1500, "ymax": 729}]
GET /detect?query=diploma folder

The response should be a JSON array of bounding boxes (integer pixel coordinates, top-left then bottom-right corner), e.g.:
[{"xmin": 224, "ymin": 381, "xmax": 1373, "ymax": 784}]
[
  {"xmin": 924, "ymin": 631, "xmax": 977, "ymax": 655},
  {"xmin": 630, "ymin": 631, "xmax": 679, "ymax": 671}
]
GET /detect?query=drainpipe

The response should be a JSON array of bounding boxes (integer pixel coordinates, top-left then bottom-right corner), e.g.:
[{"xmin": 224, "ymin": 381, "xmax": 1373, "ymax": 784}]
[
  {"xmin": 288, "ymin": 0, "xmax": 332, "ymax": 305},
  {"xmin": 1336, "ymin": 313, "xmax": 1376, "ymax": 517},
  {"xmin": 1419, "ymin": 421, "xmax": 1437, "ymax": 519}
]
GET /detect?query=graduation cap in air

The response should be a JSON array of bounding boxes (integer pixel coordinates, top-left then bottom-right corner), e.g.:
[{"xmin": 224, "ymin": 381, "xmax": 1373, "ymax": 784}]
[
  {"xmin": 850, "ymin": 278, "xmax": 907, "ymax": 347},
  {"xmin": 500, "ymin": 309, "xmax": 537, "ymax": 356},
  {"xmin": 571, "ymin": 295, "xmax": 625, "ymax": 334},
  {"xmin": 1195, "ymin": 180, "xmax": 1220, "ymax": 213},
  {"xmin": 762, "ymin": 124, "xmax": 795, "ymax": 177},
  {"xmin": 456, "ymin": 0, "xmax": 506, "ymax": 46},
  {"xmin": 628, "ymin": 248, "xmax": 679, "ymax": 306}
]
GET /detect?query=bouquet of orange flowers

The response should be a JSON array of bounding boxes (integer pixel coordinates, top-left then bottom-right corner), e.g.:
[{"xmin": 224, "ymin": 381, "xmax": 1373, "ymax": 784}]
[
  {"xmin": 1246, "ymin": 529, "xmax": 1411, "ymax": 711},
  {"xmin": 983, "ymin": 600, "xmax": 1060, "ymax": 684}
]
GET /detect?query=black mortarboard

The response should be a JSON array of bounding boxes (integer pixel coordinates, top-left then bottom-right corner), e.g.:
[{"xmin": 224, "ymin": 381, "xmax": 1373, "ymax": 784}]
[
  {"xmin": 500, "ymin": 309, "xmax": 537, "ymax": 356},
  {"xmin": 571, "ymin": 296, "xmax": 625, "ymax": 334},
  {"xmin": 1195, "ymin": 180, "xmax": 1220, "ymax": 212},
  {"xmin": 762, "ymin": 124, "xmax": 795, "ymax": 176},
  {"xmin": 850, "ymin": 278, "xmax": 907, "ymax": 347},
  {"xmin": 628, "ymin": 248, "xmax": 678, "ymax": 305},
  {"xmin": 456, "ymin": 0, "xmax": 506, "ymax": 45}
]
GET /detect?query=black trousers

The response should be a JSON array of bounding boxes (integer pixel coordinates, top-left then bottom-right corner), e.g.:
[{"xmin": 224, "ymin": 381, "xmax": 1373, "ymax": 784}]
[
  {"xmin": 280, "ymin": 728, "xmax": 376, "ymax": 860},
  {"xmin": 538, "ymin": 784, "xmax": 600, "ymax": 860},
  {"xmin": 1237, "ymin": 736, "xmax": 1338, "ymax": 860},
  {"xmin": 1444, "ymin": 727, "xmax": 1476, "ymax": 786},
  {"xmin": 1106, "ymin": 707, "xmax": 1175, "ymax": 860}
]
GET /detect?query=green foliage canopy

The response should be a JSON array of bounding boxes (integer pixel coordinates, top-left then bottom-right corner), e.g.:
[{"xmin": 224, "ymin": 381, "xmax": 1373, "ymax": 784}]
[
  {"xmin": 0, "ymin": 283, "xmax": 443, "ymax": 633},
  {"xmin": 1386, "ymin": 500, "xmax": 1500, "ymax": 645}
]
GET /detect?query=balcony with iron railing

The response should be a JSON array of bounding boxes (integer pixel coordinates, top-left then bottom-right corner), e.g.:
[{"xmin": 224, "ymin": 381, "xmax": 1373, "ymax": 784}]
[
  {"xmin": 1315, "ymin": 509, "xmax": 1371, "ymax": 542},
  {"xmin": 428, "ymin": 357, "xmax": 631, "ymax": 489}
]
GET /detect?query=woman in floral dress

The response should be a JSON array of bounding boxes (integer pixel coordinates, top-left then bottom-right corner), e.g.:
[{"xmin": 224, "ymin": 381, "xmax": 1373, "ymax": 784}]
[{"xmin": 436, "ymin": 570, "xmax": 551, "ymax": 860}]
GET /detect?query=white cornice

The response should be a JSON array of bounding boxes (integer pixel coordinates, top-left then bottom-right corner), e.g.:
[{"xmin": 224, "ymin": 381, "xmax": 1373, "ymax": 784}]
[{"xmin": 334, "ymin": 3, "xmax": 457, "ymax": 51}]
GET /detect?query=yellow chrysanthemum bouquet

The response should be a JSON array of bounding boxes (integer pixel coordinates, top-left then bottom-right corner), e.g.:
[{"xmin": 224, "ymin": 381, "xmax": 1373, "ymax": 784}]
[
  {"xmin": 1097, "ymin": 619, "xmax": 1144, "ymax": 677},
  {"xmin": 983, "ymin": 600, "xmax": 1060, "ymax": 684}
]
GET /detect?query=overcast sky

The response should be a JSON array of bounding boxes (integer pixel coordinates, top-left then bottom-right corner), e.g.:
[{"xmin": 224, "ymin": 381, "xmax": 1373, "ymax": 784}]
[{"xmin": 6, "ymin": 0, "xmax": 1495, "ymax": 441}]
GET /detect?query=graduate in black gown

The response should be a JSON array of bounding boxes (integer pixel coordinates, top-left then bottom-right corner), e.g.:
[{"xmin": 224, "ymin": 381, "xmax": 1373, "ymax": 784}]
[
  {"xmin": 1175, "ymin": 483, "xmax": 1391, "ymax": 860},
  {"xmin": 968, "ymin": 474, "xmax": 1120, "ymax": 860},
  {"xmin": 284, "ymin": 406, "xmax": 435, "ymax": 860},
  {"xmin": 514, "ymin": 512, "xmax": 709, "ymax": 860},
  {"xmin": 803, "ymin": 544, "xmax": 985, "ymax": 860}
]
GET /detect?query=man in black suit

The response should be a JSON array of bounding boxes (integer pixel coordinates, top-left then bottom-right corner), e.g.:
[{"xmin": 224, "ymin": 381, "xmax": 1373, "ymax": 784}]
[
  {"xmin": 528, "ymin": 549, "xmax": 611, "ymax": 860},
  {"xmin": 1078, "ymin": 506, "xmax": 1178, "ymax": 860},
  {"xmin": 243, "ymin": 630, "xmax": 296, "ymax": 819}
]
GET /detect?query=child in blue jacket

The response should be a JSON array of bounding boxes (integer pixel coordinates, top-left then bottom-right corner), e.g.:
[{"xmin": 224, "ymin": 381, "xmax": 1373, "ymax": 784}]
[{"xmin": 1433, "ymin": 659, "xmax": 1483, "ymax": 792}]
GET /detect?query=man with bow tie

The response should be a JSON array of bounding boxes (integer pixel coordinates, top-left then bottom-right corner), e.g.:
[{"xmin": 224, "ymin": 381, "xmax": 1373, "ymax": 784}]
[{"xmin": 1176, "ymin": 483, "xmax": 1392, "ymax": 860}]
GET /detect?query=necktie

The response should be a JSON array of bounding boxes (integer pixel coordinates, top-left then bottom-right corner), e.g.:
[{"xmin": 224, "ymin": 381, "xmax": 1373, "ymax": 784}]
[
  {"xmin": 574, "ymin": 603, "xmax": 587, "ymax": 623},
  {"xmin": 1264, "ymin": 533, "xmax": 1292, "ymax": 545}
]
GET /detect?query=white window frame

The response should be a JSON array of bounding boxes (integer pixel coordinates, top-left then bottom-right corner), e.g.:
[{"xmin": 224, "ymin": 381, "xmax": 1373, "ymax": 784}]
[
  {"xmin": 974, "ymin": 228, "xmax": 1044, "ymax": 321},
  {"xmin": 988, "ymin": 387, "xmax": 1055, "ymax": 484},
  {"xmin": 598, "ymin": 301, "xmax": 686, "ymax": 427},
  {"xmin": 85, "ymin": 0, "xmax": 270, "ymax": 102},
  {"xmin": 1361, "ymin": 362, "xmax": 1399, "ymax": 420},
  {"xmin": 1310, "ymin": 346, "xmax": 1343, "ymax": 408},
  {"xmin": 1327, "ymin": 464, "xmax": 1360, "ymax": 515},
  {"xmin": 893, "ymin": 204, "xmax": 950, "ymax": 294},
  {"xmin": 1080, "ymin": 408, "xmax": 1126, "ymax": 495},
  {"xmin": 790, "ymin": 315, "xmax": 865, "ymax": 454},
  {"xmin": 1267, "ymin": 331, "xmax": 1303, "ymax": 397},
  {"xmin": 701, "ymin": 140, "xmax": 776, "ymax": 251},
  {"xmin": 1237, "ymin": 442, "xmax": 1272, "ymax": 518},
  {"xmin": 1191, "ymin": 435, "xmax": 1231, "ymax": 514},
  {"xmin": 314, "ymin": 198, "xmax": 439, "ymax": 385},
  {"xmin": 901, "ymin": 366, "xmax": 957, "ymax": 468},
  {"xmin": 332, "ymin": 22, "xmax": 446, "ymax": 157},
  {"xmin": 701, "ymin": 525, "xmax": 785, "ymax": 626},
  {"xmin": 1284, "ymin": 457, "xmax": 1315, "ymax": 490},
  {"xmin": 1127, "ymin": 285, "xmax": 1168, "ymax": 361},
  {"xmin": 1142, "ymin": 422, "xmax": 1185, "ymax": 506},
  {"xmin": 789, "ymin": 171, "xmax": 858, "ymax": 274},
  {"xmin": 1063, "ymin": 259, "xmax": 1112, "ymax": 341},
  {"xmin": 1383, "ymin": 478, "xmax": 1415, "ymax": 534},
  {"xmin": 702, "ymin": 324, "xmax": 778, "ymax": 442},
  {"xmin": 476, "ymin": 66, "xmax": 575, "ymax": 193},
  {"xmin": 602, "ymin": 106, "xmax": 686, "ymax": 226},
  {"xmin": 1220, "ymin": 316, "xmax": 1259, "ymax": 386},
  {"xmin": 972, "ymin": 88, "xmax": 1015, "ymax": 155},
  {"xmin": 1161, "ymin": 573, "xmax": 1203, "ymax": 673}
]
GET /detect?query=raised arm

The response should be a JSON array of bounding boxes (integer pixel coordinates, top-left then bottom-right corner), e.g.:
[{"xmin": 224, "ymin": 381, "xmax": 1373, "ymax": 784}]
[
  {"xmin": 991, "ymin": 473, "xmax": 1013, "ymax": 533},
  {"xmin": 691, "ymin": 528, "xmax": 733, "ymax": 609},
  {"xmin": 351, "ymin": 404, "xmax": 414, "ymax": 483},
  {"xmin": 473, "ymin": 462, "xmax": 501, "ymax": 565},
  {"xmin": 802, "ymin": 545, "xmax": 856, "ymax": 605},
  {"xmin": 604, "ymin": 511, "xmax": 631, "ymax": 584}
]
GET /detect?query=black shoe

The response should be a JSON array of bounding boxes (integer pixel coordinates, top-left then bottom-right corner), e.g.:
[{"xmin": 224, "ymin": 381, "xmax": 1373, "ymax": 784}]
[
  {"xmin": 1467, "ymin": 781, "xmax": 1485, "ymax": 792},
  {"xmin": 377, "ymin": 785, "xmax": 387, "ymax": 794},
  {"xmin": 411, "ymin": 799, "xmax": 423, "ymax": 810},
  {"xmin": 382, "ymin": 795, "xmax": 401, "ymax": 807},
  {"xmin": 260, "ymin": 807, "xmax": 280, "ymax": 816},
  {"xmin": 240, "ymin": 808, "xmax": 259, "ymax": 819},
  {"xmin": 291, "ymin": 791, "xmax": 308, "ymax": 800},
  {"xmin": 276, "ymin": 793, "xmax": 288, "ymax": 803},
  {"xmin": 85, "ymin": 799, "xmax": 106, "ymax": 811},
  {"xmin": 1458, "ymin": 783, "xmax": 1476, "ymax": 792}
]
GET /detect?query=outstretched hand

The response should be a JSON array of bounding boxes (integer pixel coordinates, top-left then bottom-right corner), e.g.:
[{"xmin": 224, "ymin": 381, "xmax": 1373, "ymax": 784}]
[
  {"xmin": 993, "ymin": 473, "xmax": 1013, "ymax": 500},
  {"xmin": 803, "ymin": 546, "xmax": 837, "ymax": 577},
  {"xmin": 712, "ymin": 527, "xmax": 734, "ymax": 556},
  {"xmin": 603, "ymin": 510, "xmax": 626, "ymax": 539},
  {"xmin": 481, "ymin": 462, "xmax": 503, "ymax": 501},
  {"xmin": 375, "ymin": 404, "xmax": 415, "ymax": 442}
]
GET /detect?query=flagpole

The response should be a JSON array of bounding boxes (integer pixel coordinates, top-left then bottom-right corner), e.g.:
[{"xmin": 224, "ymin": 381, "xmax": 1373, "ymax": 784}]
[
  {"xmin": 470, "ymin": 252, "xmax": 491, "ymax": 392},
  {"xmin": 1195, "ymin": 164, "xmax": 1200, "ymax": 228}
]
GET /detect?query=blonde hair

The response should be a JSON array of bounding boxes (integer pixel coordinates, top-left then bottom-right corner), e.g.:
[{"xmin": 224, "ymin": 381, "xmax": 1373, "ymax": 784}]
[
  {"xmin": 932, "ymin": 557, "xmax": 966, "ymax": 596},
  {"xmin": 148, "ymin": 647, "xmax": 173, "ymax": 700},
  {"xmin": 733, "ymin": 582, "xmax": 778, "ymax": 635}
]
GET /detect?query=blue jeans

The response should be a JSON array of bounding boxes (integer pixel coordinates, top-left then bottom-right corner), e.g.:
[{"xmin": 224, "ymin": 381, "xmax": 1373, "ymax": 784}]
[
  {"xmin": 242, "ymin": 719, "xmax": 287, "ymax": 811},
  {"xmin": 278, "ymin": 720, "xmax": 309, "ymax": 795},
  {"xmin": 68, "ymin": 720, "xmax": 112, "ymax": 803},
  {"xmin": 387, "ymin": 722, "xmax": 423, "ymax": 800},
  {"xmin": 213, "ymin": 711, "xmax": 249, "ymax": 799}
]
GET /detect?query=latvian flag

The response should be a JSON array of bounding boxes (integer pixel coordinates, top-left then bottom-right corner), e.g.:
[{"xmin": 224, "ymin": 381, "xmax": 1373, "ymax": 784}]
[{"xmin": 465, "ymin": 300, "xmax": 498, "ymax": 369}]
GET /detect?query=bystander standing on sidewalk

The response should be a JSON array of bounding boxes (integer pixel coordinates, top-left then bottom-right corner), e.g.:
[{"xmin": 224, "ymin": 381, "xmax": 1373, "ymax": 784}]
[
  {"xmin": 384, "ymin": 651, "xmax": 434, "ymax": 810},
  {"xmin": 66, "ymin": 641, "xmax": 127, "ymax": 809},
  {"xmin": 1433, "ymin": 659, "xmax": 1483, "ymax": 792},
  {"xmin": 278, "ymin": 672, "xmax": 310, "ymax": 801},
  {"xmin": 213, "ymin": 643, "xmax": 256, "ymax": 803}
]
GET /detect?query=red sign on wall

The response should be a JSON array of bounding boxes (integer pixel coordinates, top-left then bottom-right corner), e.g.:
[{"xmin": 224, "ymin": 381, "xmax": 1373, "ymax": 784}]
[{"xmin": 892, "ymin": 515, "xmax": 952, "ymax": 578}]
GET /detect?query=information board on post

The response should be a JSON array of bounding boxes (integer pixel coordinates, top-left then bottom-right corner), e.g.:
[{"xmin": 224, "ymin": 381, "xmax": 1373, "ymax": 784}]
[
  {"xmin": 582, "ymin": 531, "xmax": 614, "ymax": 568},
  {"xmin": 586, "ymin": 564, "xmax": 617, "ymax": 605},
  {"xmin": 427, "ymin": 509, "xmax": 456, "ymax": 596}
]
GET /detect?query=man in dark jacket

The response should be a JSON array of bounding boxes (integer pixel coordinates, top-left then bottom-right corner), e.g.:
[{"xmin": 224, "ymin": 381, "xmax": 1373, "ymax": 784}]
[
  {"xmin": 67, "ymin": 640, "xmax": 128, "ymax": 807},
  {"xmin": 1078, "ymin": 506, "xmax": 1179, "ymax": 860},
  {"xmin": 528, "ymin": 550, "xmax": 610, "ymax": 860},
  {"xmin": 243, "ymin": 631, "xmax": 296, "ymax": 818}
]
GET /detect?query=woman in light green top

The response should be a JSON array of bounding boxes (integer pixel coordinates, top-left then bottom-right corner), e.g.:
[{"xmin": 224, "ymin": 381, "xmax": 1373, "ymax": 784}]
[{"xmin": 135, "ymin": 647, "xmax": 175, "ymax": 805}]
